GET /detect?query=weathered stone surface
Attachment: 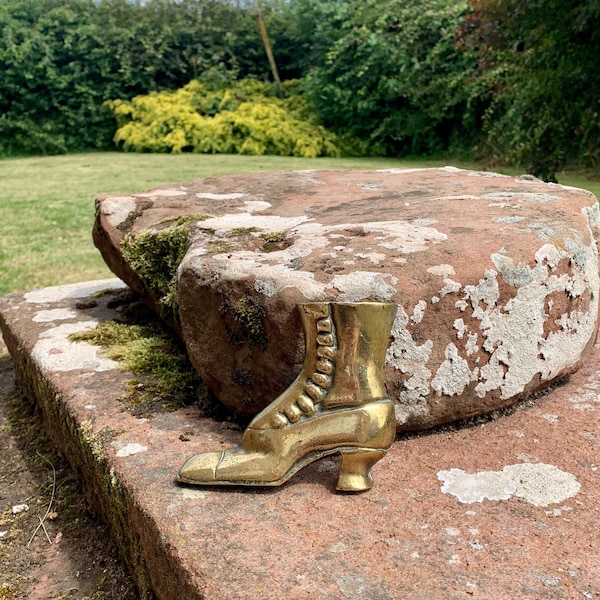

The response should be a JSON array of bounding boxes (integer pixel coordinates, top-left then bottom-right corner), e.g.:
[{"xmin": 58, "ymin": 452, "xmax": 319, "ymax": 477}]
[
  {"xmin": 93, "ymin": 167, "xmax": 600, "ymax": 429},
  {"xmin": 2, "ymin": 281, "xmax": 600, "ymax": 599}
]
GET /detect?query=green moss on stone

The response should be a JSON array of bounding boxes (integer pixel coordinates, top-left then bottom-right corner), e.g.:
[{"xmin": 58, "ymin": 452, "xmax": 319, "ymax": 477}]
[
  {"xmin": 228, "ymin": 227, "xmax": 259, "ymax": 237},
  {"xmin": 259, "ymin": 231, "xmax": 290, "ymax": 252},
  {"xmin": 93, "ymin": 287, "xmax": 121, "ymax": 299},
  {"xmin": 69, "ymin": 321, "xmax": 203, "ymax": 415},
  {"xmin": 207, "ymin": 239, "xmax": 235, "ymax": 254},
  {"xmin": 220, "ymin": 296, "xmax": 267, "ymax": 352},
  {"xmin": 159, "ymin": 213, "xmax": 213, "ymax": 226},
  {"xmin": 120, "ymin": 215, "xmax": 204, "ymax": 321},
  {"xmin": 79, "ymin": 419, "xmax": 105, "ymax": 461}
]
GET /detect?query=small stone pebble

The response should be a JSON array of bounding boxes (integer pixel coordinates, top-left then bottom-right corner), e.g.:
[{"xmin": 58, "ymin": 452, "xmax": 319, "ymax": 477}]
[{"xmin": 11, "ymin": 503, "xmax": 29, "ymax": 514}]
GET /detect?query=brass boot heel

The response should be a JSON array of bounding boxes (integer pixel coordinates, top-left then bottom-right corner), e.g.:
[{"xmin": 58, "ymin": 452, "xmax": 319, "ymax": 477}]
[
  {"xmin": 177, "ymin": 302, "xmax": 397, "ymax": 491},
  {"xmin": 336, "ymin": 448, "xmax": 387, "ymax": 492}
]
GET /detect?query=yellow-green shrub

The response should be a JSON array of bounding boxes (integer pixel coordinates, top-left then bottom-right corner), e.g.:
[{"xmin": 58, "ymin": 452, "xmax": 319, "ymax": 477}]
[{"xmin": 105, "ymin": 79, "xmax": 342, "ymax": 157}]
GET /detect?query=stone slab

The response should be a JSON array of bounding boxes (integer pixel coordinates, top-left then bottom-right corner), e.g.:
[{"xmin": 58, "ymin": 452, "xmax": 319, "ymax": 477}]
[
  {"xmin": 93, "ymin": 168, "xmax": 600, "ymax": 430},
  {"xmin": 1, "ymin": 279, "xmax": 600, "ymax": 599}
]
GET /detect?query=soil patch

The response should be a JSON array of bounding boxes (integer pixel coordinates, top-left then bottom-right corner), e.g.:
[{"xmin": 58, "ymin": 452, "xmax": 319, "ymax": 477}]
[{"xmin": 0, "ymin": 345, "xmax": 137, "ymax": 600}]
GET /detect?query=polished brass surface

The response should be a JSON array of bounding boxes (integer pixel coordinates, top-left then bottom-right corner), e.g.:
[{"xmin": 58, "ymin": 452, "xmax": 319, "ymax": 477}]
[{"xmin": 177, "ymin": 302, "xmax": 397, "ymax": 492}]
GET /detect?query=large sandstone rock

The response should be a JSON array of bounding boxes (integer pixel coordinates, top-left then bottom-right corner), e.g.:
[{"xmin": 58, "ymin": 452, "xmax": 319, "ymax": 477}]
[{"xmin": 93, "ymin": 167, "xmax": 600, "ymax": 430}]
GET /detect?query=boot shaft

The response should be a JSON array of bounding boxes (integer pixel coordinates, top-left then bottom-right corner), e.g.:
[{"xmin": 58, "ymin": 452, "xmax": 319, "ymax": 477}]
[{"xmin": 299, "ymin": 302, "xmax": 396, "ymax": 409}]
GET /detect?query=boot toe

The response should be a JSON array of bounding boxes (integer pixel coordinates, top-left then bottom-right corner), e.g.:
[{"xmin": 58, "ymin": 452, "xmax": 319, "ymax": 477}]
[{"xmin": 177, "ymin": 451, "xmax": 223, "ymax": 484}]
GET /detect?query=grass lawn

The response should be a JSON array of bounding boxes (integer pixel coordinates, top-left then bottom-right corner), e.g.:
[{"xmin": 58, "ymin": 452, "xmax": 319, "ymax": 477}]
[{"xmin": 1, "ymin": 152, "xmax": 599, "ymax": 297}]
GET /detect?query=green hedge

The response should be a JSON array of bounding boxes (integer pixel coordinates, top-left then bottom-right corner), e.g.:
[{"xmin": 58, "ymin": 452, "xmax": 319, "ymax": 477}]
[
  {"xmin": 293, "ymin": 0, "xmax": 480, "ymax": 156},
  {"xmin": 466, "ymin": 0, "xmax": 600, "ymax": 180},
  {"xmin": 0, "ymin": 0, "xmax": 290, "ymax": 155}
]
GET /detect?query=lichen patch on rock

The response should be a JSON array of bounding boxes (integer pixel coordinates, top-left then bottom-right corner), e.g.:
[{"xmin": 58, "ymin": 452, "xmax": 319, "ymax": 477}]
[
  {"xmin": 32, "ymin": 308, "xmax": 78, "ymax": 322},
  {"xmin": 32, "ymin": 321, "xmax": 119, "ymax": 373},
  {"xmin": 437, "ymin": 463, "xmax": 581, "ymax": 507},
  {"xmin": 24, "ymin": 279, "xmax": 126, "ymax": 304},
  {"xmin": 113, "ymin": 441, "xmax": 149, "ymax": 457}
]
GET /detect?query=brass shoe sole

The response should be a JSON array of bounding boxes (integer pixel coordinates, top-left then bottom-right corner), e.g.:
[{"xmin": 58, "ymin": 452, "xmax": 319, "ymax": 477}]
[
  {"xmin": 177, "ymin": 399, "xmax": 395, "ymax": 492},
  {"xmin": 177, "ymin": 446, "xmax": 388, "ymax": 492}
]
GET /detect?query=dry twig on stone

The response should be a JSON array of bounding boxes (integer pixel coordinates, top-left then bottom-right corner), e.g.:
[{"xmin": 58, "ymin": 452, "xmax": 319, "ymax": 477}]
[{"xmin": 26, "ymin": 452, "xmax": 56, "ymax": 548}]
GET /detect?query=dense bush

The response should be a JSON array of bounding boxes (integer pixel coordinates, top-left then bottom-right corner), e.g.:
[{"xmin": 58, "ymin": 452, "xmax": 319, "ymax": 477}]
[
  {"xmin": 0, "ymin": 0, "xmax": 288, "ymax": 155},
  {"xmin": 464, "ymin": 0, "xmax": 600, "ymax": 180},
  {"xmin": 105, "ymin": 78, "xmax": 343, "ymax": 157},
  {"xmin": 292, "ymin": 0, "xmax": 480, "ymax": 156}
]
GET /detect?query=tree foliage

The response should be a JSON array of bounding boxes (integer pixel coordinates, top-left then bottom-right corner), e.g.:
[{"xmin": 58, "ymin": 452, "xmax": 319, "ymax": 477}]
[
  {"xmin": 105, "ymin": 78, "xmax": 343, "ymax": 157},
  {"xmin": 464, "ymin": 0, "xmax": 600, "ymax": 179},
  {"xmin": 291, "ymin": 0, "xmax": 479, "ymax": 155}
]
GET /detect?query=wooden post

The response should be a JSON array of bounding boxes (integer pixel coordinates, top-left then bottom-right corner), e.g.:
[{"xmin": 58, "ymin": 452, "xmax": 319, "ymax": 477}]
[{"xmin": 256, "ymin": 7, "xmax": 283, "ymax": 97}]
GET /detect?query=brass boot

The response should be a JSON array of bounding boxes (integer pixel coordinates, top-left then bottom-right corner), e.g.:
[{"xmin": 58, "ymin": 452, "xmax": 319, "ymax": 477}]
[{"xmin": 177, "ymin": 302, "xmax": 396, "ymax": 492}]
